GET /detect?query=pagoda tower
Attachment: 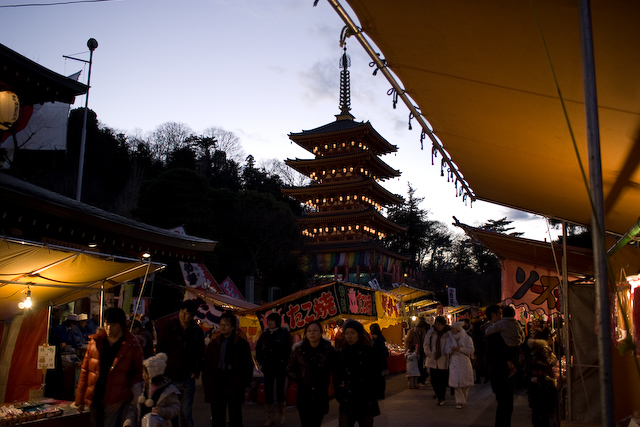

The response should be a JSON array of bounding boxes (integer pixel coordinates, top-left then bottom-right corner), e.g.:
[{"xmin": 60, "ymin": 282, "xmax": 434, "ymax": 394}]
[{"xmin": 283, "ymin": 48, "xmax": 409, "ymax": 286}]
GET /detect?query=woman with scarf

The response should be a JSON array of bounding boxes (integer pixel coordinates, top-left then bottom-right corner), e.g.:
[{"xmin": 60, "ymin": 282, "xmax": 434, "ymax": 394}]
[
  {"xmin": 333, "ymin": 319, "xmax": 381, "ymax": 427},
  {"xmin": 424, "ymin": 316, "xmax": 452, "ymax": 406},
  {"xmin": 287, "ymin": 321, "xmax": 336, "ymax": 427},
  {"xmin": 447, "ymin": 321, "xmax": 475, "ymax": 409}
]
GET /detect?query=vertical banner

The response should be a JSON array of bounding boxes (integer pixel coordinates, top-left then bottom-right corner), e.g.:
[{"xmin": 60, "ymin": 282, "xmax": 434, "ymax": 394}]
[
  {"xmin": 334, "ymin": 265, "xmax": 339, "ymax": 281},
  {"xmin": 448, "ymin": 287, "xmax": 459, "ymax": 307},
  {"xmin": 121, "ymin": 283, "xmax": 134, "ymax": 314},
  {"xmin": 219, "ymin": 276, "xmax": 245, "ymax": 300}
]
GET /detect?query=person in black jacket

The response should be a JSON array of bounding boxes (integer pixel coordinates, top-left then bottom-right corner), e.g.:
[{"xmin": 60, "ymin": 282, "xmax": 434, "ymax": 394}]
[
  {"xmin": 287, "ymin": 320, "xmax": 336, "ymax": 427},
  {"xmin": 256, "ymin": 312, "xmax": 292, "ymax": 426},
  {"xmin": 156, "ymin": 300, "xmax": 205, "ymax": 427},
  {"xmin": 202, "ymin": 312, "xmax": 253, "ymax": 427},
  {"xmin": 333, "ymin": 319, "xmax": 381, "ymax": 427},
  {"xmin": 483, "ymin": 305, "xmax": 515, "ymax": 427}
]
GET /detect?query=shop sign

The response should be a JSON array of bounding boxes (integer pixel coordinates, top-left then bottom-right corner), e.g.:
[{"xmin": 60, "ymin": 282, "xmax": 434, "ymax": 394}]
[{"xmin": 256, "ymin": 283, "xmax": 377, "ymax": 332}]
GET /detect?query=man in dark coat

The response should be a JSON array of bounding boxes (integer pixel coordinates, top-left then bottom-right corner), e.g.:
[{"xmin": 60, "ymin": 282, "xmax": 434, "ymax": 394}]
[
  {"xmin": 333, "ymin": 319, "xmax": 381, "ymax": 427},
  {"xmin": 202, "ymin": 312, "xmax": 253, "ymax": 427},
  {"xmin": 256, "ymin": 312, "xmax": 292, "ymax": 426},
  {"xmin": 483, "ymin": 304, "xmax": 515, "ymax": 427},
  {"xmin": 157, "ymin": 300, "xmax": 205, "ymax": 427}
]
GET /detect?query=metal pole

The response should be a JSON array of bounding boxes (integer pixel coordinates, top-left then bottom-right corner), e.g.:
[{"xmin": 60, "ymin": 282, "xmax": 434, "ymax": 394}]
[
  {"xmin": 75, "ymin": 38, "xmax": 98, "ymax": 202},
  {"xmin": 562, "ymin": 222, "xmax": 572, "ymax": 421},
  {"xmin": 579, "ymin": 1, "xmax": 614, "ymax": 426}
]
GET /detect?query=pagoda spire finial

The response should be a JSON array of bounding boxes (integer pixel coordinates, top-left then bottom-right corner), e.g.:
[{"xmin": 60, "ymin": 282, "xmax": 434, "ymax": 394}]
[{"xmin": 336, "ymin": 46, "xmax": 355, "ymax": 121}]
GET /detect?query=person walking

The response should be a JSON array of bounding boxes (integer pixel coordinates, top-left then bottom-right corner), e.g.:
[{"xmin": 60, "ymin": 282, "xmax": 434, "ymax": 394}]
[
  {"xmin": 424, "ymin": 316, "xmax": 451, "ymax": 406},
  {"xmin": 447, "ymin": 321, "xmax": 475, "ymax": 409},
  {"xmin": 202, "ymin": 312, "xmax": 253, "ymax": 427},
  {"xmin": 333, "ymin": 319, "xmax": 381, "ymax": 427},
  {"xmin": 483, "ymin": 304, "xmax": 515, "ymax": 427},
  {"xmin": 404, "ymin": 318, "xmax": 428, "ymax": 385},
  {"xmin": 124, "ymin": 353, "xmax": 180, "ymax": 427},
  {"xmin": 157, "ymin": 300, "xmax": 205, "ymax": 427},
  {"xmin": 405, "ymin": 347, "xmax": 420, "ymax": 389},
  {"xmin": 256, "ymin": 312, "xmax": 292, "ymax": 426},
  {"xmin": 286, "ymin": 320, "xmax": 336, "ymax": 427},
  {"xmin": 368, "ymin": 323, "xmax": 389, "ymax": 399},
  {"xmin": 74, "ymin": 307, "xmax": 143, "ymax": 427}
]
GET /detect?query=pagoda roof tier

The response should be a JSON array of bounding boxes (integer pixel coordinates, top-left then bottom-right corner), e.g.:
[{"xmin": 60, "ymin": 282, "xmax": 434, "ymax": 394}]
[
  {"xmin": 282, "ymin": 178, "xmax": 403, "ymax": 207},
  {"xmin": 288, "ymin": 119, "xmax": 397, "ymax": 156},
  {"xmin": 303, "ymin": 239, "xmax": 410, "ymax": 261},
  {"xmin": 285, "ymin": 150, "xmax": 400, "ymax": 181},
  {"xmin": 298, "ymin": 207, "xmax": 408, "ymax": 235}
]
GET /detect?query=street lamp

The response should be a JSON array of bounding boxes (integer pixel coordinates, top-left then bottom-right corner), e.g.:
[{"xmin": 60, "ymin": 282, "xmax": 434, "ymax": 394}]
[{"xmin": 74, "ymin": 38, "xmax": 98, "ymax": 202}]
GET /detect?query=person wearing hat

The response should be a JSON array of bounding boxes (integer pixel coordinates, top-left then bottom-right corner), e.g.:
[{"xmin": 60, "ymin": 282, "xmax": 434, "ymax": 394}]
[
  {"xmin": 75, "ymin": 307, "xmax": 143, "ymax": 427},
  {"xmin": 156, "ymin": 299, "xmax": 205, "ymax": 427},
  {"xmin": 51, "ymin": 313, "xmax": 78, "ymax": 349},
  {"xmin": 70, "ymin": 313, "xmax": 89, "ymax": 348},
  {"xmin": 447, "ymin": 321, "xmax": 475, "ymax": 409},
  {"xmin": 332, "ymin": 319, "xmax": 381, "ymax": 427},
  {"xmin": 124, "ymin": 353, "xmax": 180, "ymax": 427},
  {"xmin": 255, "ymin": 312, "xmax": 292, "ymax": 426}
]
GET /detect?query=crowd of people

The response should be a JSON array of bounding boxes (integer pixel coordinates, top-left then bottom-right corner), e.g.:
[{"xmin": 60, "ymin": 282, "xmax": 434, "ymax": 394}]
[
  {"xmin": 69, "ymin": 300, "xmax": 559, "ymax": 427},
  {"xmin": 403, "ymin": 305, "xmax": 560, "ymax": 427}
]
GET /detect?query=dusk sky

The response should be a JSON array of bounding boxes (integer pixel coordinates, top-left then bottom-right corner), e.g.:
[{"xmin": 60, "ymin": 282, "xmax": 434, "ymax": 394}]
[{"xmin": 2, "ymin": 0, "xmax": 561, "ymax": 241}]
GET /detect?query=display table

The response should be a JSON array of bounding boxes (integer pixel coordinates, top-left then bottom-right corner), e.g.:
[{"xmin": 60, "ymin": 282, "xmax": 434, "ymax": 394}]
[
  {"xmin": 387, "ymin": 354, "xmax": 405, "ymax": 374},
  {"xmin": 0, "ymin": 400, "xmax": 89, "ymax": 427}
]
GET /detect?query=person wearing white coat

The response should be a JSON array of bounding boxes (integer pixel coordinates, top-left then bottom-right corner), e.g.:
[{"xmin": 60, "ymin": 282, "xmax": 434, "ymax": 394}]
[
  {"xmin": 424, "ymin": 316, "xmax": 451, "ymax": 405},
  {"xmin": 447, "ymin": 321, "xmax": 475, "ymax": 409}
]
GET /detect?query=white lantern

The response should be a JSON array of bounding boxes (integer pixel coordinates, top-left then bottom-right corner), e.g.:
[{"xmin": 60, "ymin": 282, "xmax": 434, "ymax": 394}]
[{"xmin": 0, "ymin": 91, "xmax": 20, "ymax": 130}]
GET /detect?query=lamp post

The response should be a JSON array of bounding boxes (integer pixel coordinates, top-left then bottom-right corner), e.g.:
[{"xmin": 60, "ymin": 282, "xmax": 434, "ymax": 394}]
[{"xmin": 75, "ymin": 38, "xmax": 98, "ymax": 202}]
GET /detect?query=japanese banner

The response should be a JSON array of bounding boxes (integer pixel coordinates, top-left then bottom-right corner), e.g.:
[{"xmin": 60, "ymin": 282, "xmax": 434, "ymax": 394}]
[
  {"xmin": 376, "ymin": 292, "xmax": 402, "ymax": 320},
  {"xmin": 256, "ymin": 283, "xmax": 378, "ymax": 332},
  {"xmin": 502, "ymin": 259, "xmax": 567, "ymax": 315},
  {"xmin": 179, "ymin": 261, "xmax": 223, "ymax": 293},
  {"xmin": 219, "ymin": 276, "xmax": 245, "ymax": 300}
]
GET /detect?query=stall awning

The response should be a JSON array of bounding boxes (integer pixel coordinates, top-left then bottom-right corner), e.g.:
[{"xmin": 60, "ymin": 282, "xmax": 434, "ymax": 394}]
[
  {"xmin": 389, "ymin": 284, "xmax": 434, "ymax": 302},
  {"xmin": 0, "ymin": 238, "xmax": 165, "ymax": 322},
  {"xmin": 341, "ymin": 0, "xmax": 640, "ymax": 237}
]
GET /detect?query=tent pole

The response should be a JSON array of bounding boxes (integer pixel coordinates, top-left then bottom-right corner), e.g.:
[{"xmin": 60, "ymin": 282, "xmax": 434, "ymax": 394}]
[
  {"xmin": 562, "ymin": 222, "xmax": 572, "ymax": 421},
  {"xmin": 579, "ymin": 1, "xmax": 614, "ymax": 426},
  {"xmin": 99, "ymin": 282, "xmax": 105, "ymax": 327}
]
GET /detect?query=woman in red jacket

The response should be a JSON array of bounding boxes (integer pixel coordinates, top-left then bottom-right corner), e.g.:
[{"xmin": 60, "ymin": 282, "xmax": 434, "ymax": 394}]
[{"xmin": 75, "ymin": 307, "xmax": 143, "ymax": 427}]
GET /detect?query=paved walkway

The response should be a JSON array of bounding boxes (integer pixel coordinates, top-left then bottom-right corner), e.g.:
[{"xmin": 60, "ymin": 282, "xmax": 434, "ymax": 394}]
[{"xmin": 192, "ymin": 373, "xmax": 533, "ymax": 427}]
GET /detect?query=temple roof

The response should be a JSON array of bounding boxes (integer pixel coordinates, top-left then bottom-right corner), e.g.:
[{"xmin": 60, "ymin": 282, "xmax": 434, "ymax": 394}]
[
  {"xmin": 285, "ymin": 150, "xmax": 401, "ymax": 180},
  {"xmin": 282, "ymin": 177, "xmax": 403, "ymax": 206},
  {"xmin": 288, "ymin": 119, "xmax": 397, "ymax": 155},
  {"xmin": 302, "ymin": 239, "xmax": 410, "ymax": 261},
  {"xmin": 0, "ymin": 43, "xmax": 87, "ymax": 105},
  {"xmin": 0, "ymin": 172, "xmax": 216, "ymax": 261},
  {"xmin": 298, "ymin": 207, "xmax": 408, "ymax": 235}
]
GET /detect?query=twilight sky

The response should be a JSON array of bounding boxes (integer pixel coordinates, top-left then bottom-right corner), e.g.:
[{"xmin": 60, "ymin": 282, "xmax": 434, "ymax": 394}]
[{"xmin": 2, "ymin": 0, "xmax": 561, "ymax": 241}]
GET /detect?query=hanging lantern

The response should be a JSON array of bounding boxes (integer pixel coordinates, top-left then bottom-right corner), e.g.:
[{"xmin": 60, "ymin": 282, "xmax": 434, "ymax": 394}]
[{"xmin": 0, "ymin": 91, "xmax": 20, "ymax": 130}]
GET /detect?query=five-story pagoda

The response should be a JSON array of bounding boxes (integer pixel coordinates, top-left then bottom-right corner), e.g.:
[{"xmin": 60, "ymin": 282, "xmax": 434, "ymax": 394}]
[{"xmin": 283, "ymin": 48, "xmax": 408, "ymax": 286}]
